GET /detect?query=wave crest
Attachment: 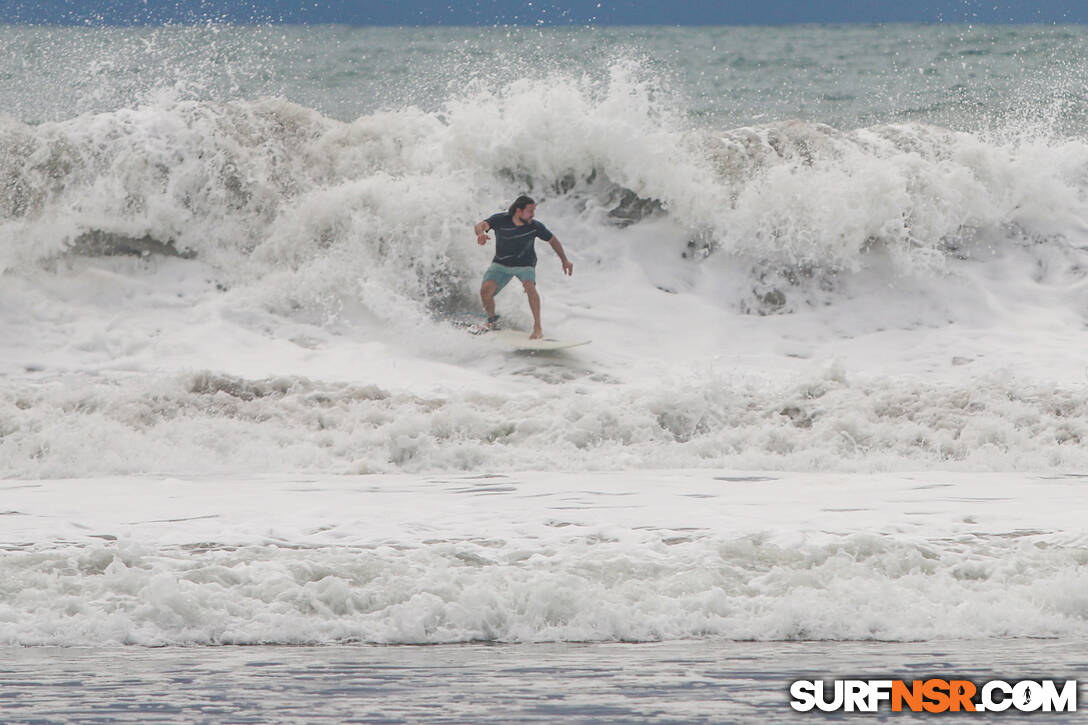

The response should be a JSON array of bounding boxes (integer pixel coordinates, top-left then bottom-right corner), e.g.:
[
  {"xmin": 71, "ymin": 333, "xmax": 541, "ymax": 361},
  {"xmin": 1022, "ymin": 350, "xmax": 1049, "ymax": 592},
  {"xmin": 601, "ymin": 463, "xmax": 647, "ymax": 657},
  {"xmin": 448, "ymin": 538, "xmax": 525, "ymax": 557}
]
[{"xmin": 2, "ymin": 67, "xmax": 1086, "ymax": 320}]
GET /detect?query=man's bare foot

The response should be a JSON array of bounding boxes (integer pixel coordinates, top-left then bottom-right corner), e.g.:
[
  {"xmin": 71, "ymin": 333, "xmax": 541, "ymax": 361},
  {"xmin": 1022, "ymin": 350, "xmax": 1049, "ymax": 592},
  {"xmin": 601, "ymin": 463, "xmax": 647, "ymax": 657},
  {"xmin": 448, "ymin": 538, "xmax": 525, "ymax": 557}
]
[{"xmin": 530, "ymin": 327, "xmax": 543, "ymax": 340}]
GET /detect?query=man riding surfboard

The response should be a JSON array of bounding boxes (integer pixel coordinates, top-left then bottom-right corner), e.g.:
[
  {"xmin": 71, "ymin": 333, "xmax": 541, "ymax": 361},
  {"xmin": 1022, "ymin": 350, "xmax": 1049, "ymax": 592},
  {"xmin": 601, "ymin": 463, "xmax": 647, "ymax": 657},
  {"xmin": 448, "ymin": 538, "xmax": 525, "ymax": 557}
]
[{"xmin": 475, "ymin": 196, "xmax": 573, "ymax": 340}]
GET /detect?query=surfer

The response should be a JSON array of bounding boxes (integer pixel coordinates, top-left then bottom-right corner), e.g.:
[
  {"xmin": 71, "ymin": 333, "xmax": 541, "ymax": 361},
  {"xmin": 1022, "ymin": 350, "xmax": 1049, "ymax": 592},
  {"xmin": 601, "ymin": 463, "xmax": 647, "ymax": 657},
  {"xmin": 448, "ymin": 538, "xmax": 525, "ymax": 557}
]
[{"xmin": 475, "ymin": 196, "xmax": 573, "ymax": 339}]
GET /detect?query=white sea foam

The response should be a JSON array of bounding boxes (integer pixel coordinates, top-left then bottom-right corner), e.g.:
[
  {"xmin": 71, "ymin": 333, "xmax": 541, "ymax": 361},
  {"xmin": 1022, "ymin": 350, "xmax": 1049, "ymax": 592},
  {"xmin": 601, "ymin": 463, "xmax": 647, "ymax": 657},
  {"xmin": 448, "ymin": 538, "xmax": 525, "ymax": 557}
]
[
  {"xmin": 2, "ymin": 43, "xmax": 1088, "ymax": 648},
  {"xmin": 2, "ymin": 364, "xmax": 1088, "ymax": 479},
  {"xmin": 2, "ymin": 68, "xmax": 1087, "ymax": 477},
  {"xmin": 2, "ymin": 472, "xmax": 1086, "ymax": 646}
]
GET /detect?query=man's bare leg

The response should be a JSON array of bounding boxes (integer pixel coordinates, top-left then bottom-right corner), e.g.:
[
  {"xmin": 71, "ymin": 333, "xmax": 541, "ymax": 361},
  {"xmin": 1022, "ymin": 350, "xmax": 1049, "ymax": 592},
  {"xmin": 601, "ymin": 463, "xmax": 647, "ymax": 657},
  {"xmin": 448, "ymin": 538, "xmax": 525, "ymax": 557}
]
[
  {"xmin": 480, "ymin": 280, "xmax": 498, "ymax": 323},
  {"xmin": 523, "ymin": 280, "xmax": 543, "ymax": 339}
]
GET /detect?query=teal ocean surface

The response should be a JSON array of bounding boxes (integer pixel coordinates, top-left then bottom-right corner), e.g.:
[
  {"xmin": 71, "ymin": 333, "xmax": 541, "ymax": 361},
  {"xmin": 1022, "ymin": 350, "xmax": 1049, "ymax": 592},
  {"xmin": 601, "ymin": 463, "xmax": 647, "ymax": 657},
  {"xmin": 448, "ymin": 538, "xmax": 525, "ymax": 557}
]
[{"xmin": 2, "ymin": 24, "xmax": 1086, "ymax": 132}]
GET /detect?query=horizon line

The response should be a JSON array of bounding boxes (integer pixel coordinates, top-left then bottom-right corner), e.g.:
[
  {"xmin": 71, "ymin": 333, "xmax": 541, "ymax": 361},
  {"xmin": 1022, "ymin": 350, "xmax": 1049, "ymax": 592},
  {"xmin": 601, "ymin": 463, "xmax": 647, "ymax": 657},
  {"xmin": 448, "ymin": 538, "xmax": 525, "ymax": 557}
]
[{"xmin": 2, "ymin": 19, "xmax": 1086, "ymax": 28}]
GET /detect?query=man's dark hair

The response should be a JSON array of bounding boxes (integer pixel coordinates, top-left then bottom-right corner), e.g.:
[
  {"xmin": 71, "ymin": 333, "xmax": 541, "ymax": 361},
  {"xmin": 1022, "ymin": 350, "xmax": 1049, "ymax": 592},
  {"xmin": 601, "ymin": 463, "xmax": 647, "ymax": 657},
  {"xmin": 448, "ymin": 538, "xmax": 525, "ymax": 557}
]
[{"xmin": 508, "ymin": 195, "xmax": 535, "ymax": 216}]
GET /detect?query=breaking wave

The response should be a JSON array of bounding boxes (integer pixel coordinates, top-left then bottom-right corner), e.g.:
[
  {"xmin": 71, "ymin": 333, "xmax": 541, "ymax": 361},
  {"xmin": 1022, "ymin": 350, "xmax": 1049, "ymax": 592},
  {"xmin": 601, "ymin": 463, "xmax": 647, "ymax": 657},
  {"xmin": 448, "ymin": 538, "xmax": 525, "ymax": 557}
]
[{"xmin": 2, "ymin": 64, "xmax": 1087, "ymax": 319}]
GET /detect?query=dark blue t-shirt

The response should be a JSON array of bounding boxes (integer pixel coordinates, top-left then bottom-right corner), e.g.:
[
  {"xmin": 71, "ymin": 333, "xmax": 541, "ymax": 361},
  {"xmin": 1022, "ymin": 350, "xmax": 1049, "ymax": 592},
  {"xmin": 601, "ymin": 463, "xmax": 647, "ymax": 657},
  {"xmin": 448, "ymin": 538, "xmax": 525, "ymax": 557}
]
[{"xmin": 485, "ymin": 212, "xmax": 553, "ymax": 268}]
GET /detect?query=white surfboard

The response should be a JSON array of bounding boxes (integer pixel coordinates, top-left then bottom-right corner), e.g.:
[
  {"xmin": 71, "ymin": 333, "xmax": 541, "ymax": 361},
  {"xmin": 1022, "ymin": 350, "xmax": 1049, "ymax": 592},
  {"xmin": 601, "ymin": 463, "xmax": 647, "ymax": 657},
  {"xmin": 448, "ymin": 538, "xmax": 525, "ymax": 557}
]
[{"xmin": 487, "ymin": 328, "xmax": 590, "ymax": 351}]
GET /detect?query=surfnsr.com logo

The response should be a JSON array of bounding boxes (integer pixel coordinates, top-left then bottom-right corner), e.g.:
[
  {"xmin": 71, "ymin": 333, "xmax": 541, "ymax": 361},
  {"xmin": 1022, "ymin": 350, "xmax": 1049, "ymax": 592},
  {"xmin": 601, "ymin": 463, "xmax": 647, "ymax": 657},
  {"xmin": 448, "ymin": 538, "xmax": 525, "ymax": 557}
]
[{"xmin": 789, "ymin": 679, "xmax": 1078, "ymax": 713}]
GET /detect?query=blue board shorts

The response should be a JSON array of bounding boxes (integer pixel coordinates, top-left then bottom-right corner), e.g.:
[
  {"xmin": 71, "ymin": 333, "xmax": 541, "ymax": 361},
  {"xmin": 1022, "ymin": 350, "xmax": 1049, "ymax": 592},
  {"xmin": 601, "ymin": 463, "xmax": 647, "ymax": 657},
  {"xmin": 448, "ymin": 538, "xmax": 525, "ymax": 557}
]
[{"xmin": 482, "ymin": 262, "xmax": 536, "ymax": 293}]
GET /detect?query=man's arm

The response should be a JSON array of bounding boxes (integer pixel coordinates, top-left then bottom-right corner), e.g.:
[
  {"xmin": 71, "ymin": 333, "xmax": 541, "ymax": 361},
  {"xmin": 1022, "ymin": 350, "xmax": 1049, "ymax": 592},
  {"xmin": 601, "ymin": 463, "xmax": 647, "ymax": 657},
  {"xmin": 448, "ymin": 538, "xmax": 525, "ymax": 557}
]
[
  {"xmin": 548, "ymin": 236, "xmax": 573, "ymax": 276},
  {"xmin": 475, "ymin": 220, "xmax": 490, "ymax": 245}
]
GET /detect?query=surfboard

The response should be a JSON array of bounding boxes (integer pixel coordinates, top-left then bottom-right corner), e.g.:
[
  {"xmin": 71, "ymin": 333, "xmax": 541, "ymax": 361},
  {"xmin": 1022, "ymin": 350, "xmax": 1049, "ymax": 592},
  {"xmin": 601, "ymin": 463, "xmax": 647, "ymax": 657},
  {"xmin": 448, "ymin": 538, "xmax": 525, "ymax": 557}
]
[{"xmin": 486, "ymin": 328, "xmax": 590, "ymax": 351}]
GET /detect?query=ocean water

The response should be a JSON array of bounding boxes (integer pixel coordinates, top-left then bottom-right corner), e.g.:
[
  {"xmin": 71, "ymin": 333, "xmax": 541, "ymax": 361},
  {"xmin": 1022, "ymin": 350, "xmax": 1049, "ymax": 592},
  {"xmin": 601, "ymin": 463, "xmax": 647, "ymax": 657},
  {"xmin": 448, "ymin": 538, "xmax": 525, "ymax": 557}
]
[
  {"xmin": 2, "ymin": 23, "xmax": 1088, "ymax": 722},
  {"xmin": 5, "ymin": 640, "xmax": 1086, "ymax": 723}
]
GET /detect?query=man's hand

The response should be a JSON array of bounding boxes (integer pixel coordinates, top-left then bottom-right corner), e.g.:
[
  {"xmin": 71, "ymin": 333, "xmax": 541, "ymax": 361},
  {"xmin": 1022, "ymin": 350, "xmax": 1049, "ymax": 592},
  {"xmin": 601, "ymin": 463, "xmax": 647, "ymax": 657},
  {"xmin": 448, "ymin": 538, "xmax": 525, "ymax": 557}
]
[
  {"xmin": 474, "ymin": 221, "xmax": 491, "ymax": 245},
  {"xmin": 548, "ymin": 236, "xmax": 572, "ymax": 276}
]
